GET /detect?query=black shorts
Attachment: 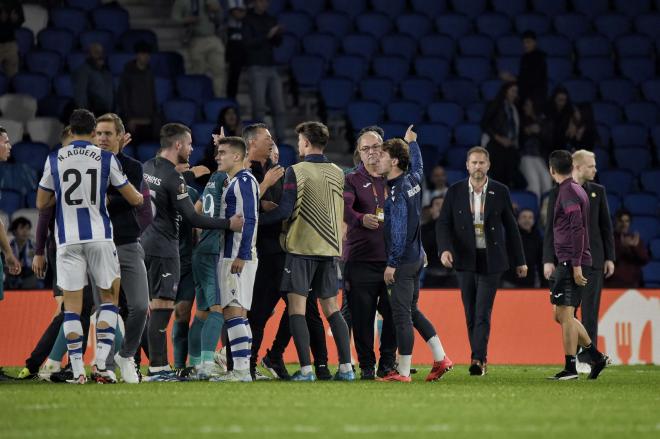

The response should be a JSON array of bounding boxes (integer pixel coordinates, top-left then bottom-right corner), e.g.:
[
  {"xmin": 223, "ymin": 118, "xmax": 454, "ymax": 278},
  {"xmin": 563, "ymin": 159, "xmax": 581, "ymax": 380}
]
[
  {"xmin": 550, "ymin": 262, "xmax": 591, "ymax": 308},
  {"xmin": 280, "ymin": 254, "xmax": 339, "ymax": 299},
  {"xmin": 145, "ymin": 255, "xmax": 180, "ymax": 301}
]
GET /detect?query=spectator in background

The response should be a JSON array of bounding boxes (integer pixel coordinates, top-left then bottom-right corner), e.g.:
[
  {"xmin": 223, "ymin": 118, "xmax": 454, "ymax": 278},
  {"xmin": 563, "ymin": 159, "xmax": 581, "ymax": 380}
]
[
  {"xmin": 605, "ymin": 209, "xmax": 650, "ymax": 289},
  {"xmin": 519, "ymin": 98, "xmax": 553, "ymax": 199},
  {"xmin": 226, "ymin": 0, "xmax": 246, "ymax": 99},
  {"xmin": 74, "ymin": 43, "xmax": 114, "ymax": 116},
  {"xmin": 421, "ymin": 196, "xmax": 456, "ymax": 288},
  {"xmin": 546, "ymin": 85, "xmax": 573, "ymax": 150},
  {"xmin": 422, "ymin": 165, "xmax": 448, "ymax": 207},
  {"xmin": 502, "ymin": 209, "xmax": 543, "ymax": 288},
  {"xmin": 481, "ymin": 82, "xmax": 522, "ymax": 189},
  {"xmin": 517, "ymin": 31, "xmax": 547, "ymax": 110},
  {"xmin": 0, "ymin": 0, "xmax": 23, "ymax": 78},
  {"xmin": 6, "ymin": 217, "xmax": 39, "ymax": 289},
  {"xmin": 172, "ymin": 0, "xmax": 226, "ymax": 97},
  {"xmin": 565, "ymin": 104, "xmax": 598, "ymax": 151},
  {"xmin": 118, "ymin": 41, "xmax": 159, "ymax": 144},
  {"xmin": 216, "ymin": 106, "xmax": 243, "ymax": 136},
  {"xmin": 243, "ymin": 0, "xmax": 286, "ymax": 141}
]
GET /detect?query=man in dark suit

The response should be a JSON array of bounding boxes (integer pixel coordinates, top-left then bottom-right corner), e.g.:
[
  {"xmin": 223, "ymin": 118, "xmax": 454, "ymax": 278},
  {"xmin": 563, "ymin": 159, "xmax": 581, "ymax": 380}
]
[
  {"xmin": 543, "ymin": 149, "xmax": 614, "ymax": 372},
  {"xmin": 436, "ymin": 146, "xmax": 527, "ymax": 376}
]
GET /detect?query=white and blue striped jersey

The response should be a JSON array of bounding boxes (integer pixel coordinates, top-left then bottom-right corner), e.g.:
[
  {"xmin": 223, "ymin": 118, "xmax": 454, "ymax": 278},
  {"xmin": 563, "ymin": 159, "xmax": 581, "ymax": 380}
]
[
  {"xmin": 219, "ymin": 168, "xmax": 259, "ymax": 261},
  {"xmin": 38, "ymin": 141, "xmax": 129, "ymax": 248}
]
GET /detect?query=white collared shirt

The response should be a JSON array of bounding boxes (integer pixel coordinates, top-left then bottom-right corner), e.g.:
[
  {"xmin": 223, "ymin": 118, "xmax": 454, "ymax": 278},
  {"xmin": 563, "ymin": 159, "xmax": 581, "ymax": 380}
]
[{"xmin": 468, "ymin": 178, "xmax": 488, "ymax": 249}]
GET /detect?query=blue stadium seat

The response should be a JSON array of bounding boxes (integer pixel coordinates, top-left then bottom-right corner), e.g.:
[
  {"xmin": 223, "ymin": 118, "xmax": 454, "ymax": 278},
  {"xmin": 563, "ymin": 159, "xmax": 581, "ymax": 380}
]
[
  {"xmin": 15, "ymin": 27, "xmax": 33, "ymax": 57},
  {"xmin": 615, "ymin": 35, "xmax": 652, "ymax": 57},
  {"xmin": 108, "ymin": 52, "xmax": 134, "ymax": 76},
  {"xmin": 427, "ymin": 102, "xmax": 463, "ymax": 127},
  {"xmin": 191, "ymin": 123, "xmax": 215, "ymax": 146},
  {"xmin": 387, "ymin": 101, "xmax": 423, "ymax": 124},
  {"xmin": 120, "ymin": 29, "xmax": 158, "ymax": 53},
  {"xmin": 455, "ymin": 56, "xmax": 492, "ymax": 83},
  {"xmin": 342, "ymin": 34, "xmax": 378, "ymax": 60},
  {"xmin": 0, "ymin": 189, "xmax": 23, "ymax": 216},
  {"xmin": 273, "ymin": 33, "xmax": 299, "ymax": 65},
  {"xmin": 563, "ymin": 79, "xmax": 597, "ymax": 104},
  {"xmin": 189, "ymin": 143, "xmax": 205, "ymax": 166},
  {"xmin": 150, "ymin": 52, "xmax": 185, "ymax": 78},
  {"xmin": 54, "ymin": 74, "xmax": 73, "ymax": 97},
  {"xmin": 411, "ymin": 0, "xmax": 447, "ymax": 17},
  {"xmin": 480, "ymin": 79, "xmax": 502, "ymax": 101},
  {"xmin": 291, "ymin": 0, "xmax": 325, "ymax": 16},
  {"xmin": 611, "ymin": 123, "xmax": 648, "ymax": 146},
  {"xmin": 599, "ymin": 79, "xmax": 636, "ymax": 106},
  {"xmin": 476, "ymin": 13, "xmax": 511, "ymax": 39},
  {"xmin": 531, "ymin": 0, "xmax": 566, "ymax": 16},
  {"xmin": 594, "ymin": 147, "xmax": 610, "ymax": 171},
  {"xmin": 303, "ymin": 33, "xmax": 338, "ymax": 62},
  {"xmin": 419, "ymin": 34, "xmax": 455, "ymax": 59},
  {"xmin": 416, "ymin": 123, "xmax": 451, "ymax": 154},
  {"xmin": 598, "ymin": 169, "xmax": 634, "ymax": 196},
  {"xmin": 510, "ymin": 190, "xmax": 539, "ymax": 214},
  {"xmin": 451, "ymin": 0, "xmax": 486, "ymax": 18},
  {"xmin": 38, "ymin": 96, "xmax": 72, "ymax": 118},
  {"xmin": 396, "ymin": 14, "xmax": 433, "ymax": 40},
  {"xmin": 623, "ymin": 192, "xmax": 659, "ymax": 216},
  {"xmin": 79, "ymin": 29, "xmax": 115, "ymax": 54},
  {"xmin": 26, "ymin": 50, "xmax": 62, "ymax": 78},
  {"xmin": 266, "ymin": 0, "xmax": 286, "ymax": 15},
  {"xmin": 594, "ymin": 14, "xmax": 631, "ymax": 41},
  {"xmin": 445, "ymin": 169, "xmax": 468, "ymax": 185},
  {"xmin": 547, "ymin": 57, "xmax": 572, "ymax": 82},
  {"xmin": 319, "ymin": 77, "xmax": 355, "ymax": 111},
  {"xmin": 650, "ymin": 238, "xmax": 660, "ymax": 260},
  {"xmin": 573, "ymin": 0, "xmax": 608, "ymax": 19},
  {"xmin": 553, "ymin": 14, "xmax": 589, "ymax": 40},
  {"xmin": 359, "ymin": 77, "xmax": 394, "ymax": 106},
  {"xmin": 330, "ymin": 0, "xmax": 367, "ymax": 19},
  {"xmin": 176, "ymin": 74, "xmax": 214, "ymax": 104},
  {"xmin": 278, "ymin": 11, "xmax": 313, "ymax": 39},
  {"xmin": 11, "ymin": 142, "xmax": 50, "ymax": 173},
  {"xmin": 458, "ymin": 34, "xmax": 494, "ymax": 57},
  {"xmin": 634, "ymin": 14, "xmax": 660, "ymax": 39},
  {"xmin": 576, "ymin": 35, "xmax": 611, "ymax": 57},
  {"xmin": 163, "ymin": 99, "xmax": 197, "ymax": 126},
  {"xmin": 643, "ymin": 261, "xmax": 660, "ymax": 287},
  {"xmin": 496, "ymin": 35, "xmax": 523, "ymax": 56},
  {"xmin": 136, "ymin": 142, "xmax": 160, "ymax": 163},
  {"xmin": 537, "ymin": 34, "xmax": 572, "ymax": 57},
  {"xmin": 466, "ymin": 103, "xmax": 486, "ymax": 123},
  {"xmin": 593, "ymin": 102, "xmax": 623, "ymax": 127},
  {"xmin": 640, "ymin": 169, "xmax": 660, "ymax": 197},
  {"xmin": 91, "ymin": 6, "xmax": 130, "ymax": 38},
  {"xmin": 624, "ymin": 102, "xmax": 659, "ymax": 129},
  {"xmin": 514, "ymin": 13, "xmax": 551, "ymax": 35},
  {"xmin": 420, "ymin": 144, "xmax": 443, "ymax": 173},
  {"xmin": 37, "ymin": 28, "xmax": 74, "ymax": 57},
  {"xmin": 454, "ymin": 123, "xmax": 481, "ymax": 147},
  {"xmin": 446, "ymin": 146, "xmax": 469, "ymax": 168},
  {"xmin": 346, "ymin": 100, "xmax": 384, "ymax": 131},
  {"xmin": 435, "ymin": 14, "xmax": 472, "ymax": 39},
  {"xmin": 578, "ymin": 57, "xmax": 614, "ymax": 82},
  {"xmin": 12, "ymin": 73, "xmax": 50, "ymax": 100},
  {"xmin": 372, "ymin": 56, "xmax": 409, "ymax": 84},
  {"xmin": 606, "ymin": 193, "xmax": 621, "ymax": 213},
  {"xmin": 631, "ymin": 216, "xmax": 660, "ymax": 244},
  {"xmin": 614, "ymin": 147, "xmax": 651, "ymax": 175},
  {"xmin": 50, "ymin": 7, "xmax": 87, "ymax": 36},
  {"xmin": 203, "ymin": 98, "xmax": 238, "ymax": 122},
  {"xmin": 290, "ymin": 55, "xmax": 325, "ymax": 90},
  {"xmin": 442, "ymin": 78, "xmax": 479, "ymax": 105},
  {"xmin": 380, "ymin": 123, "xmax": 407, "ymax": 139},
  {"xmin": 154, "ymin": 77, "xmax": 174, "ymax": 105},
  {"xmin": 356, "ymin": 12, "xmax": 392, "ymax": 39},
  {"xmin": 496, "ymin": 56, "xmax": 520, "ymax": 76},
  {"xmin": 619, "ymin": 57, "xmax": 655, "ymax": 85},
  {"xmin": 332, "ymin": 55, "xmax": 367, "ymax": 82},
  {"xmin": 315, "ymin": 12, "xmax": 352, "ymax": 39},
  {"xmin": 492, "ymin": 0, "xmax": 526, "ymax": 17},
  {"xmin": 381, "ymin": 34, "xmax": 417, "ymax": 61},
  {"xmin": 0, "ymin": 75, "xmax": 7, "ymax": 96},
  {"xmin": 67, "ymin": 0, "xmax": 100, "ymax": 11},
  {"xmin": 414, "ymin": 57, "xmax": 450, "ymax": 85},
  {"xmin": 597, "ymin": 124, "xmax": 611, "ymax": 147},
  {"xmin": 653, "ymin": 126, "xmax": 660, "ymax": 151},
  {"xmin": 372, "ymin": 0, "xmax": 405, "ymax": 19},
  {"xmin": 614, "ymin": 0, "xmax": 651, "ymax": 17},
  {"xmin": 277, "ymin": 143, "xmax": 297, "ymax": 168},
  {"xmin": 400, "ymin": 78, "xmax": 436, "ymax": 106}
]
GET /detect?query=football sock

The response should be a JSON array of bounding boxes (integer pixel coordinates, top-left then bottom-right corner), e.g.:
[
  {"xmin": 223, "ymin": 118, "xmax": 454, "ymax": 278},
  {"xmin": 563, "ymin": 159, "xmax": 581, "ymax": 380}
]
[
  {"xmin": 201, "ymin": 311, "xmax": 224, "ymax": 364},
  {"xmin": 114, "ymin": 319, "xmax": 124, "ymax": 352},
  {"xmin": 582, "ymin": 343, "xmax": 601, "ymax": 362},
  {"xmin": 172, "ymin": 319, "xmax": 189, "ymax": 369},
  {"xmin": 49, "ymin": 325, "xmax": 68, "ymax": 362},
  {"xmin": 289, "ymin": 314, "xmax": 312, "ymax": 367},
  {"xmin": 147, "ymin": 309, "xmax": 173, "ymax": 368},
  {"xmin": 327, "ymin": 311, "xmax": 352, "ymax": 366},
  {"xmin": 226, "ymin": 317, "xmax": 250, "ymax": 371},
  {"xmin": 565, "ymin": 355, "xmax": 577, "ymax": 373},
  {"xmin": 63, "ymin": 312, "xmax": 85, "ymax": 378},
  {"xmin": 188, "ymin": 316, "xmax": 204, "ymax": 366},
  {"xmin": 398, "ymin": 354, "xmax": 412, "ymax": 377},
  {"xmin": 95, "ymin": 303, "xmax": 119, "ymax": 370},
  {"xmin": 427, "ymin": 335, "xmax": 446, "ymax": 362}
]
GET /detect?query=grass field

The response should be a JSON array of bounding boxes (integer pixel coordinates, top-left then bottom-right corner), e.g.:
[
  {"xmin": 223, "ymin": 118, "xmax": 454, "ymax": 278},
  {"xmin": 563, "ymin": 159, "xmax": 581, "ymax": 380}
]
[{"xmin": 1, "ymin": 365, "xmax": 658, "ymax": 438}]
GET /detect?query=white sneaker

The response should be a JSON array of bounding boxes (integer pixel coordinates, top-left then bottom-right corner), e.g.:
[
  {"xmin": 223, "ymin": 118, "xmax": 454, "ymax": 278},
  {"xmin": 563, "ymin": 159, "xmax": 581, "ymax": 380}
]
[
  {"xmin": 576, "ymin": 361, "xmax": 592, "ymax": 374},
  {"xmin": 210, "ymin": 369, "xmax": 252, "ymax": 382},
  {"xmin": 214, "ymin": 347, "xmax": 228, "ymax": 373},
  {"xmin": 253, "ymin": 369, "xmax": 271, "ymax": 381},
  {"xmin": 114, "ymin": 353, "xmax": 140, "ymax": 384},
  {"xmin": 197, "ymin": 361, "xmax": 224, "ymax": 380},
  {"xmin": 38, "ymin": 360, "xmax": 61, "ymax": 381}
]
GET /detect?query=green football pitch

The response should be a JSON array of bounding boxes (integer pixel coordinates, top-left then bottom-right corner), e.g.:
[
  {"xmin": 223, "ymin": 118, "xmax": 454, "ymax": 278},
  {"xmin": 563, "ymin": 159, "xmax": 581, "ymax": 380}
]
[{"xmin": 1, "ymin": 365, "xmax": 658, "ymax": 438}]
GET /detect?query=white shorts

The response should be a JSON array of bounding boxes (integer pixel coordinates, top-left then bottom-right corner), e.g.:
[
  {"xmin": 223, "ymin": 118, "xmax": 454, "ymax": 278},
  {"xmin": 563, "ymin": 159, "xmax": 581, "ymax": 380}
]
[
  {"xmin": 56, "ymin": 241, "xmax": 120, "ymax": 292},
  {"xmin": 217, "ymin": 258, "xmax": 258, "ymax": 310}
]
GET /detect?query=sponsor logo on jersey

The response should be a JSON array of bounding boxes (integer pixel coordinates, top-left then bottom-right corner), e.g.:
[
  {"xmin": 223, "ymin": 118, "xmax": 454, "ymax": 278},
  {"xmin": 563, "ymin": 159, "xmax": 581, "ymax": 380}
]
[
  {"xmin": 407, "ymin": 185, "xmax": 421, "ymax": 198},
  {"xmin": 143, "ymin": 173, "xmax": 161, "ymax": 185}
]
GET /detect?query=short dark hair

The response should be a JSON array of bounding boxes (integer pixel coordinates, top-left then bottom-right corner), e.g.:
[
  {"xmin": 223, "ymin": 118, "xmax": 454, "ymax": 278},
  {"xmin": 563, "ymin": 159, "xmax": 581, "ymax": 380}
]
[
  {"xmin": 9, "ymin": 216, "xmax": 31, "ymax": 233},
  {"xmin": 160, "ymin": 123, "xmax": 191, "ymax": 150},
  {"xmin": 296, "ymin": 121, "xmax": 329, "ymax": 149},
  {"xmin": 242, "ymin": 123, "xmax": 268, "ymax": 144},
  {"xmin": 522, "ymin": 30, "xmax": 537, "ymax": 40},
  {"xmin": 69, "ymin": 108, "xmax": 96, "ymax": 135},
  {"xmin": 467, "ymin": 146, "xmax": 489, "ymax": 161},
  {"xmin": 381, "ymin": 138, "xmax": 409, "ymax": 171},
  {"xmin": 549, "ymin": 150, "xmax": 573, "ymax": 175},
  {"xmin": 218, "ymin": 136, "xmax": 247, "ymax": 158},
  {"xmin": 0, "ymin": 126, "xmax": 6, "ymax": 135},
  {"xmin": 615, "ymin": 208, "xmax": 632, "ymax": 221}
]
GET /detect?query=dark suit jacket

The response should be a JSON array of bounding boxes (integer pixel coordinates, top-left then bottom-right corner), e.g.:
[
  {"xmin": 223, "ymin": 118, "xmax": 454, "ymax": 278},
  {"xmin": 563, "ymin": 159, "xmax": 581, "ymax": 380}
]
[
  {"xmin": 436, "ymin": 178, "xmax": 526, "ymax": 274},
  {"xmin": 543, "ymin": 181, "xmax": 615, "ymax": 269}
]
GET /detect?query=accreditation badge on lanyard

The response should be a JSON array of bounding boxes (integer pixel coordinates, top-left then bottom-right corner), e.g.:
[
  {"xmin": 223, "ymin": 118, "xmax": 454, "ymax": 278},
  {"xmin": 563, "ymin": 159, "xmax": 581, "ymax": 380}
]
[
  {"xmin": 372, "ymin": 178, "xmax": 387, "ymax": 222},
  {"xmin": 471, "ymin": 190, "xmax": 486, "ymax": 239}
]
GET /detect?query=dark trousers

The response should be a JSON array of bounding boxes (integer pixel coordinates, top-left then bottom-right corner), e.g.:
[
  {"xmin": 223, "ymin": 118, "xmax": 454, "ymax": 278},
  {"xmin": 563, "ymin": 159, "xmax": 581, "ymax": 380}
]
[
  {"xmin": 455, "ymin": 268, "xmax": 501, "ymax": 363},
  {"xmin": 24, "ymin": 285, "xmax": 94, "ymax": 373},
  {"xmin": 345, "ymin": 261, "xmax": 396, "ymax": 370},
  {"xmin": 226, "ymin": 42, "xmax": 244, "ymax": 99},
  {"xmin": 581, "ymin": 269, "xmax": 603, "ymax": 348}
]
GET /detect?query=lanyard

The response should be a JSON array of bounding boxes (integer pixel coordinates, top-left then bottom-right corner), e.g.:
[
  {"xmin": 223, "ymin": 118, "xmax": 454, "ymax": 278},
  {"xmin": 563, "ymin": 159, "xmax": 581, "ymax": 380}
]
[{"xmin": 369, "ymin": 177, "xmax": 388, "ymax": 208}]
